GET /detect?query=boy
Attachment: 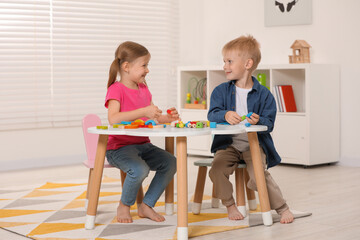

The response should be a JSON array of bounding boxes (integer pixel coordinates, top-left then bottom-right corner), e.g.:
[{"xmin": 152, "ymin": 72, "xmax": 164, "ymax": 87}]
[{"xmin": 208, "ymin": 35, "xmax": 293, "ymax": 224}]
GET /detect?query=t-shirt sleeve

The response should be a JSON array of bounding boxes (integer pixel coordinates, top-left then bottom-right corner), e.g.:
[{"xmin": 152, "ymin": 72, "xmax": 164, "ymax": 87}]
[{"xmin": 105, "ymin": 83, "xmax": 121, "ymax": 108}]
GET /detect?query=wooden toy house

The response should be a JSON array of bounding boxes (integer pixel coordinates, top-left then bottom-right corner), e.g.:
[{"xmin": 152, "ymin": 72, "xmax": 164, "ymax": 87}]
[{"xmin": 289, "ymin": 40, "xmax": 311, "ymax": 63}]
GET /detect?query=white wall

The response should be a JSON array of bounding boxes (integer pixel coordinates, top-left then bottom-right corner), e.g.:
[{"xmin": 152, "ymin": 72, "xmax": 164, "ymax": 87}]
[
  {"xmin": 1, "ymin": 0, "xmax": 359, "ymax": 171},
  {"xmin": 179, "ymin": 0, "xmax": 360, "ymax": 165}
]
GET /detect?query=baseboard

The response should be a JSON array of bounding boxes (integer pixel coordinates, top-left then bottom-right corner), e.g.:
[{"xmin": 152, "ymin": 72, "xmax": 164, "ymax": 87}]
[{"xmin": 339, "ymin": 157, "xmax": 360, "ymax": 167}]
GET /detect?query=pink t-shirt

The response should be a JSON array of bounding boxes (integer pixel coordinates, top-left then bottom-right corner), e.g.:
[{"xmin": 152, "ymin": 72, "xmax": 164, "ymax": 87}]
[{"xmin": 105, "ymin": 82, "xmax": 152, "ymax": 150}]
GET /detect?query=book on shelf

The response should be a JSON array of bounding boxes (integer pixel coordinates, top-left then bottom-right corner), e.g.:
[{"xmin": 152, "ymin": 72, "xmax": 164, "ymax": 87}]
[
  {"xmin": 273, "ymin": 85, "xmax": 297, "ymax": 112},
  {"xmin": 273, "ymin": 86, "xmax": 282, "ymax": 112},
  {"xmin": 278, "ymin": 85, "xmax": 297, "ymax": 112}
]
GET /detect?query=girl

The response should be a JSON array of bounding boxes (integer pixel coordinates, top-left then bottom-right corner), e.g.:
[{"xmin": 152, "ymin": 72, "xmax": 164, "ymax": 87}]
[{"xmin": 105, "ymin": 41, "xmax": 179, "ymax": 223}]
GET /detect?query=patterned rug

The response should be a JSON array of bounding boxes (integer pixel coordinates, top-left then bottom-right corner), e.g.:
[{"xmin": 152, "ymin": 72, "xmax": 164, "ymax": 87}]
[{"xmin": 0, "ymin": 176, "xmax": 311, "ymax": 240}]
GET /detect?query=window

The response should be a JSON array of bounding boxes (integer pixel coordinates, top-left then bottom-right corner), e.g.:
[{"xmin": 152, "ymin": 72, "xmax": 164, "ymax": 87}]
[{"xmin": 0, "ymin": 0, "xmax": 179, "ymax": 130}]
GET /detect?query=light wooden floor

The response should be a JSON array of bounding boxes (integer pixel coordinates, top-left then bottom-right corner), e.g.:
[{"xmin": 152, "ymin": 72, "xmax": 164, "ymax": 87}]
[{"xmin": 1, "ymin": 157, "xmax": 360, "ymax": 240}]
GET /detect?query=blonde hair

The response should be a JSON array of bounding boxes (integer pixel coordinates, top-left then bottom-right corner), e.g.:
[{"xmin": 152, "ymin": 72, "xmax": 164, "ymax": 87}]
[
  {"xmin": 107, "ymin": 41, "xmax": 150, "ymax": 88},
  {"xmin": 222, "ymin": 35, "xmax": 261, "ymax": 72}
]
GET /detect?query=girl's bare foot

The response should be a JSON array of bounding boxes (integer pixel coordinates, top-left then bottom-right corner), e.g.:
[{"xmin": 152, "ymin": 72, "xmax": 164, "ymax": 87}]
[
  {"xmin": 226, "ymin": 204, "xmax": 244, "ymax": 220},
  {"xmin": 280, "ymin": 209, "xmax": 294, "ymax": 224},
  {"xmin": 138, "ymin": 202, "xmax": 165, "ymax": 222},
  {"xmin": 117, "ymin": 201, "xmax": 133, "ymax": 223}
]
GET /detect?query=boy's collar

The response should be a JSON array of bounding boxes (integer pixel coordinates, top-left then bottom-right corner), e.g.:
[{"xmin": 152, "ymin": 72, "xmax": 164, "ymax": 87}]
[{"xmin": 229, "ymin": 76, "xmax": 260, "ymax": 91}]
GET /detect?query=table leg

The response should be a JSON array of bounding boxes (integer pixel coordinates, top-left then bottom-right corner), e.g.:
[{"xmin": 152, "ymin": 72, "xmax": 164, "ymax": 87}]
[
  {"xmin": 176, "ymin": 136, "xmax": 188, "ymax": 240},
  {"xmin": 247, "ymin": 132, "xmax": 273, "ymax": 226},
  {"xmin": 85, "ymin": 134, "xmax": 108, "ymax": 230},
  {"xmin": 165, "ymin": 137, "xmax": 175, "ymax": 215}
]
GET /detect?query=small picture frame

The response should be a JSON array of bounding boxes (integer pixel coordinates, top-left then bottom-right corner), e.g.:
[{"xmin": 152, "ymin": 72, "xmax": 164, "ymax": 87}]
[{"xmin": 265, "ymin": 0, "xmax": 312, "ymax": 27}]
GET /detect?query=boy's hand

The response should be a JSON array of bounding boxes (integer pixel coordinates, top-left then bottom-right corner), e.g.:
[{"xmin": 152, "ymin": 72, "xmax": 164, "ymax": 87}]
[
  {"xmin": 225, "ymin": 111, "xmax": 242, "ymax": 125},
  {"xmin": 144, "ymin": 105, "xmax": 162, "ymax": 119},
  {"xmin": 247, "ymin": 113, "xmax": 259, "ymax": 125},
  {"xmin": 166, "ymin": 107, "xmax": 181, "ymax": 121}
]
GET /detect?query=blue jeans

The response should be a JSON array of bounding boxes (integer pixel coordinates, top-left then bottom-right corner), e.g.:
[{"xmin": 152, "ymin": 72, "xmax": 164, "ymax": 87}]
[{"xmin": 106, "ymin": 143, "xmax": 176, "ymax": 207}]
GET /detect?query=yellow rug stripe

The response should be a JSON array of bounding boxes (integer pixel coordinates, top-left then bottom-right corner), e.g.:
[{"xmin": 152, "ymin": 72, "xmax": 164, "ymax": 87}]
[
  {"xmin": 33, "ymin": 237, "xmax": 88, "ymax": 240},
  {"xmin": 102, "ymin": 175, "xmax": 121, "ymax": 183},
  {"xmin": 188, "ymin": 225, "xmax": 248, "ymax": 238},
  {"xmin": 0, "ymin": 209, "xmax": 53, "ymax": 218},
  {"xmin": 37, "ymin": 182, "xmax": 86, "ymax": 189},
  {"xmin": 28, "ymin": 222, "xmax": 101, "ymax": 236},
  {"xmin": 188, "ymin": 212, "xmax": 228, "ymax": 223},
  {"xmin": 62, "ymin": 200, "xmax": 119, "ymax": 209},
  {"xmin": 23, "ymin": 190, "xmax": 73, "ymax": 198},
  {"xmin": 0, "ymin": 221, "xmax": 36, "ymax": 227},
  {"xmin": 75, "ymin": 191, "xmax": 121, "ymax": 200}
]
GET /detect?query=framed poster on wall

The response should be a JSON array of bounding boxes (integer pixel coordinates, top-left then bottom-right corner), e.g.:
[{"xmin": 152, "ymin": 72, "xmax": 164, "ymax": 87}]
[{"xmin": 265, "ymin": 0, "xmax": 312, "ymax": 27}]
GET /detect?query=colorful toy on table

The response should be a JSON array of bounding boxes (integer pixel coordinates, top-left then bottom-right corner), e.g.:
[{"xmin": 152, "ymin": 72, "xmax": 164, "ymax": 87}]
[
  {"xmin": 217, "ymin": 112, "xmax": 254, "ymax": 127},
  {"xmin": 96, "ymin": 125, "xmax": 108, "ymax": 130},
  {"xmin": 111, "ymin": 119, "xmax": 166, "ymax": 129}
]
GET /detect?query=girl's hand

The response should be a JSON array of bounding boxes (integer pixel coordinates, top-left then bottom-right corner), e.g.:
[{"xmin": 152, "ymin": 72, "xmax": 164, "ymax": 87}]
[
  {"xmin": 247, "ymin": 112, "xmax": 259, "ymax": 125},
  {"xmin": 225, "ymin": 111, "xmax": 242, "ymax": 125},
  {"xmin": 144, "ymin": 105, "xmax": 162, "ymax": 119},
  {"xmin": 167, "ymin": 107, "xmax": 181, "ymax": 121}
]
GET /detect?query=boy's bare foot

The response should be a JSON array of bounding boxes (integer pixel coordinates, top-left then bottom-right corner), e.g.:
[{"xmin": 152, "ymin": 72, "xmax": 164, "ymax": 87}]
[
  {"xmin": 280, "ymin": 209, "xmax": 294, "ymax": 224},
  {"xmin": 117, "ymin": 201, "xmax": 133, "ymax": 223},
  {"xmin": 226, "ymin": 204, "xmax": 244, "ymax": 220},
  {"xmin": 138, "ymin": 202, "xmax": 165, "ymax": 222}
]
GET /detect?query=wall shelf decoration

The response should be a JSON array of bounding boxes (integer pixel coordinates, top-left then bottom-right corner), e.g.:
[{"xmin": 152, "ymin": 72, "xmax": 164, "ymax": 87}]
[{"xmin": 265, "ymin": 0, "xmax": 312, "ymax": 27}]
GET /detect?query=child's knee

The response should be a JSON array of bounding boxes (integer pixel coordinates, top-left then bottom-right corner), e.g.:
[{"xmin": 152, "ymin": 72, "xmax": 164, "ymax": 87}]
[{"xmin": 130, "ymin": 165, "xmax": 150, "ymax": 180}]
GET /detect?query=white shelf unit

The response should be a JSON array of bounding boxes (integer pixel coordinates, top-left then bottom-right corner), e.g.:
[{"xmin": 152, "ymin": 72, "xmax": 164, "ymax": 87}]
[{"xmin": 177, "ymin": 64, "xmax": 340, "ymax": 166}]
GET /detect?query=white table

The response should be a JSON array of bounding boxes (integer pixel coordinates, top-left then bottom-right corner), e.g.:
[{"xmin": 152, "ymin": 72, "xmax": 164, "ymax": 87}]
[{"xmin": 86, "ymin": 124, "xmax": 272, "ymax": 240}]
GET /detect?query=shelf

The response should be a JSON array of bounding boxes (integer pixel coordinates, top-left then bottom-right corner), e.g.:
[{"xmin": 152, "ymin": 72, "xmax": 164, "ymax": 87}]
[{"xmin": 177, "ymin": 64, "xmax": 340, "ymax": 166}]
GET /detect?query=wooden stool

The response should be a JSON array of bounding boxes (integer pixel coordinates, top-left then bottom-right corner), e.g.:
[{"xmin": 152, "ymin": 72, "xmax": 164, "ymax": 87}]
[{"xmin": 192, "ymin": 158, "xmax": 257, "ymax": 217}]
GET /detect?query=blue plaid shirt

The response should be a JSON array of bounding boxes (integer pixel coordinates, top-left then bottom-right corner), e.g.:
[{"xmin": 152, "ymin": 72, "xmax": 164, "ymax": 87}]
[{"xmin": 208, "ymin": 76, "xmax": 281, "ymax": 168}]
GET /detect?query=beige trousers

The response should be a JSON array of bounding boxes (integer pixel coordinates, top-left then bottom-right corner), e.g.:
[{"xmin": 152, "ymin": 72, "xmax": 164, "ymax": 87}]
[{"xmin": 209, "ymin": 146, "xmax": 289, "ymax": 214}]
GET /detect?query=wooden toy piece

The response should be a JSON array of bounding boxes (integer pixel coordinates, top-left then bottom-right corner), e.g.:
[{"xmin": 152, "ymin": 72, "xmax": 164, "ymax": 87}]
[
  {"xmin": 96, "ymin": 126, "xmax": 108, "ymax": 130},
  {"xmin": 202, "ymin": 100, "xmax": 206, "ymax": 105},
  {"xmin": 125, "ymin": 125, "xmax": 139, "ymax": 129},
  {"xmin": 245, "ymin": 122, "xmax": 251, "ymax": 127},
  {"xmin": 118, "ymin": 124, "xmax": 126, "ymax": 129},
  {"xmin": 210, "ymin": 122, "xmax": 217, "ymax": 128},
  {"xmin": 246, "ymin": 112, "xmax": 253, "ymax": 118},
  {"xmin": 170, "ymin": 120, "xmax": 179, "ymax": 127},
  {"xmin": 134, "ymin": 119, "xmax": 145, "ymax": 124},
  {"xmin": 196, "ymin": 122, "xmax": 204, "ymax": 128},
  {"xmin": 148, "ymin": 124, "xmax": 153, "ymax": 128},
  {"xmin": 241, "ymin": 115, "xmax": 246, "ymax": 121},
  {"xmin": 120, "ymin": 121, "xmax": 132, "ymax": 125},
  {"xmin": 145, "ymin": 120, "xmax": 156, "ymax": 126},
  {"xmin": 153, "ymin": 124, "xmax": 164, "ymax": 128},
  {"xmin": 112, "ymin": 124, "xmax": 119, "ymax": 128},
  {"xmin": 186, "ymin": 93, "xmax": 191, "ymax": 104},
  {"xmin": 178, "ymin": 123, "xmax": 184, "ymax": 128},
  {"xmin": 289, "ymin": 40, "xmax": 311, "ymax": 64},
  {"xmin": 167, "ymin": 109, "xmax": 172, "ymax": 114}
]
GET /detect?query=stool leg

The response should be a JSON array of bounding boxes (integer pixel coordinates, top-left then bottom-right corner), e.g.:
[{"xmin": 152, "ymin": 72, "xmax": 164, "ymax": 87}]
[
  {"xmin": 235, "ymin": 168, "xmax": 247, "ymax": 217},
  {"xmin": 244, "ymin": 169, "xmax": 257, "ymax": 211},
  {"xmin": 165, "ymin": 137, "xmax": 175, "ymax": 215},
  {"xmin": 192, "ymin": 166, "xmax": 207, "ymax": 214}
]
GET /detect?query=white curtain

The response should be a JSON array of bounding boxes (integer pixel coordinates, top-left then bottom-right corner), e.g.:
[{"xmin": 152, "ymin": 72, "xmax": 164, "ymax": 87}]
[{"xmin": 0, "ymin": 0, "xmax": 179, "ymax": 130}]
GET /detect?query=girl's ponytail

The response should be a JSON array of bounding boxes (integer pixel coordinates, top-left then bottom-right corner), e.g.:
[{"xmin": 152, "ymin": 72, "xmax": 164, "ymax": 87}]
[{"xmin": 107, "ymin": 58, "xmax": 120, "ymax": 88}]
